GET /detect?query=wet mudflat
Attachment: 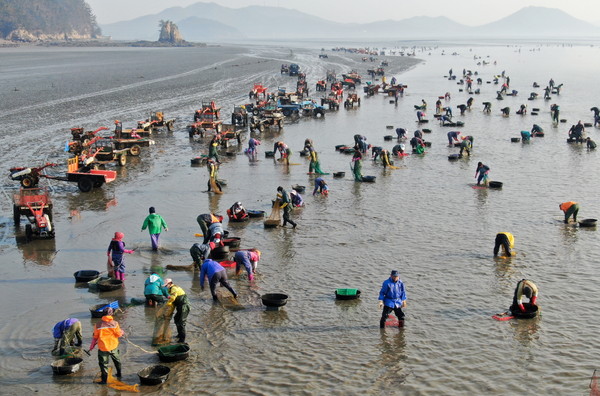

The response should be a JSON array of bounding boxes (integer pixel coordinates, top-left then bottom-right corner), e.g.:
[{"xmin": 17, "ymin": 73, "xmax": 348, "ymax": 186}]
[{"xmin": 1, "ymin": 41, "xmax": 600, "ymax": 394}]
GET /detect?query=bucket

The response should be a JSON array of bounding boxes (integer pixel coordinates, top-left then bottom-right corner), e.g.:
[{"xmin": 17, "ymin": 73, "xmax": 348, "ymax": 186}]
[
  {"xmin": 423, "ymin": 141, "xmax": 432, "ymax": 147},
  {"xmin": 335, "ymin": 144, "xmax": 347, "ymax": 151},
  {"xmin": 386, "ymin": 125, "xmax": 394, "ymax": 129},
  {"xmin": 510, "ymin": 303, "xmax": 539, "ymax": 319},
  {"xmin": 138, "ymin": 365, "xmax": 170, "ymax": 386},
  {"xmin": 247, "ymin": 210, "xmax": 265, "ymax": 218},
  {"xmin": 361, "ymin": 176, "xmax": 376, "ymax": 182},
  {"xmin": 579, "ymin": 219, "xmax": 597, "ymax": 227},
  {"xmin": 422, "ymin": 128, "xmax": 431, "ymax": 133},
  {"xmin": 448, "ymin": 154, "xmax": 461, "ymax": 160},
  {"xmin": 261, "ymin": 293, "xmax": 288, "ymax": 308},
  {"xmin": 265, "ymin": 151, "xmax": 275, "ymax": 158},
  {"xmin": 157, "ymin": 343, "xmax": 190, "ymax": 363},
  {"xmin": 383, "ymin": 135, "xmax": 393, "ymax": 141},
  {"xmin": 292, "ymin": 185, "xmax": 305, "ymax": 193},
  {"xmin": 51, "ymin": 357, "xmax": 83, "ymax": 375},
  {"xmin": 333, "ymin": 172, "xmax": 345, "ymax": 178},
  {"xmin": 335, "ymin": 289, "xmax": 361, "ymax": 300},
  {"xmin": 223, "ymin": 237, "xmax": 241, "ymax": 248},
  {"xmin": 511, "ymin": 137, "xmax": 521, "ymax": 142},
  {"xmin": 74, "ymin": 270, "xmax": 100, "ymax": 283},
  {"xmin": 488, "ymin": 181, "xmax": 503, "ymax": 189},
  {"xmin": 97, "ymin": 279, "xmax": 123, "ymax": 292}
]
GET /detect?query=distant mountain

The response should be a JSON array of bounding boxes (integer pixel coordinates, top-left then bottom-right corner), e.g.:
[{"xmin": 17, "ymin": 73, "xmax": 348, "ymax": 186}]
[
  {"xmin": 473, "ymin": 6, "xmax": 600, "ymax": 37},
  {"xmin": 177, "ymin": 16, "xmax": 246, "ymax": 41},
  {"xmin": 100, "ymin": 3, "xmax": 600, "ymax": 42},
  {"xmin": 0, "ymin": 0, "xmax": 100, "ymax": 41}
]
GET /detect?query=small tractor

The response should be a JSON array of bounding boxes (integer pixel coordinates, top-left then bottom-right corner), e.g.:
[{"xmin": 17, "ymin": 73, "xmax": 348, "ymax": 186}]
[{"xmin": 13, "ymin": 187, "xmax": 54, "ymax": 241}]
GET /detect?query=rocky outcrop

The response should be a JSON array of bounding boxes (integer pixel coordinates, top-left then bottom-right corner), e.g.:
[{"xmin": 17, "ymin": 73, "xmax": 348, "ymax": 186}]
[
  {"xmin": 158, "ymin": 20, "xmax": 184, "ymax": 44},
  {"xmin": 6, "ymin": 28, "xmax": 93, "ymax": 42}
]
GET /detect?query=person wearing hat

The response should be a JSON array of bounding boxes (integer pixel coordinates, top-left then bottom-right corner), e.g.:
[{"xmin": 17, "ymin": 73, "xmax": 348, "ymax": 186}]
[
  {"xmin": 144, "ymin": 273, "xmax": 169, "ymax": 306},
  {"xmin": 277, "ymin": 186, "xmax": 297, "ymax": 229},
  {"xmin": 493, "ymin": 232, "xmax": 514, "ymax": 257},
  {"xmin": 190, "ymin": 243, "xmax": 211, "ymax": 269},
  {"xmin": 234, "ymin": 249, "xmax": 261, "ymax": 281},
  {"xmin": 89, "ymin": 307, "xmax": 124, "ymax": 384},
  {"xmin": 559, "ymin": 201, "xmax": 579, "ymax": 224},
  {"xmin": 107, "ymin": 232, "xmax": 134, "ymax": 281},
  {"xmin": 141, "ymin": 206, "xmax": 168, "ymax": 251},
  {"xmin": 459, "ymin": 136, "xmax": 472, "ymax": 157},
  {"xmin": 199, "ymin": 259, "xmax": 237, "ymax": 301},
  {"xmin": 378, "ymin": 270, "xmax": 407, "ymax": 328},
  {"xmin": 196, "ymin": 213, "xmax": 224, "ymax": 244},
  {"xmin": 52, "ymin": 318, "xmax": 83, "ymax": 356},
  {"xmin": 313, "ymin": 177, "xmax": 329, "ymax": 196},
  {"xmin": 114, "ymin": 120, "xmax": 122, "ymax": 137},
  {"xmin": 511, "ymin": 279, "xmax": 539, "ymax": 313},
  {"xmin": 227, "ymin": 201, "xmax": 248, "ymax": 222},
  {"xmin": 163, "ymin": 279, "xmax": 190, "ymax": 343}
]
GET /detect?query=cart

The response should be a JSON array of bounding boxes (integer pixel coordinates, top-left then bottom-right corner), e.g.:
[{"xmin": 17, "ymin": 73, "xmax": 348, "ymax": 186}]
[{"xmin": 13, "ymin": 187, "xmax": 54, "ymax": 241}]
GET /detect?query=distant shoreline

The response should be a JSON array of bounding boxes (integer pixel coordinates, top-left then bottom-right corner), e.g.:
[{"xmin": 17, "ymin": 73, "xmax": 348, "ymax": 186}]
[{"xmin": 0, "ymin": 39, "xmax": 208, "ymax": 48}]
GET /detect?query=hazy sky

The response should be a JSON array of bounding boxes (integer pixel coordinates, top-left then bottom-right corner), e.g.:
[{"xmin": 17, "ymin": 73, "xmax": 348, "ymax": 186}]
[{"xmin": 86, "ymin": 0, "xmax": 598, "ymax": 26}]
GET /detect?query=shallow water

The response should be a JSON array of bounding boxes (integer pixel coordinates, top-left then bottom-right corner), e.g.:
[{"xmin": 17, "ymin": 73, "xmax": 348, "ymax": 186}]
[{"xmin": 1, "ymin": 42, "xmax": 600, "ymax": 395}]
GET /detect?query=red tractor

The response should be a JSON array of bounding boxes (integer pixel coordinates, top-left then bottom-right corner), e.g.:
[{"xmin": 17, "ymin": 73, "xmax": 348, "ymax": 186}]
[
  {"xmin": 13, "ymin": 187, "xmax": 54, "ymax": 241},
  {"xmin": 190, "ymin": 101, "xmax": 223, "ymax": 137}
]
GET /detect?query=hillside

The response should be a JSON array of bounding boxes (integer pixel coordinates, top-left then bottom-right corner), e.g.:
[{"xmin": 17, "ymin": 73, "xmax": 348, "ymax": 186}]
[
  {"xmin": 100, "ymin": 3, "xmax": 600, "ymax": 42},
  {"xmin": 0, "ymin": 0, "xmax": 100, "ymax": 41}
]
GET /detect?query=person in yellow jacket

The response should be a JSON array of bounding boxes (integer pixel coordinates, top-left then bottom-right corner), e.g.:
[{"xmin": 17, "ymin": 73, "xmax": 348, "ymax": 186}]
[
  {"xmin": 559, "ymin": 201, "xmax": 579, "ymax": 224},
  {"xmin": 164, "ymin": 279, "xmax": 190, "ymax": 343},
  {"xmin": 493, "ymin": 232, "xmax": 514, "ymax": 257},
  {"xmin": 88, "ymin": 307, "xmax": 124, "ymax": 384}
]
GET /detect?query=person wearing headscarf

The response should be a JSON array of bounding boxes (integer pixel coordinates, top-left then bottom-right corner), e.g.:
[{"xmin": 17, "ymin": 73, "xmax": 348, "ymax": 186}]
[{"xmin": 107, "ymin": 232, "xmax": 134, "ymax": 281}]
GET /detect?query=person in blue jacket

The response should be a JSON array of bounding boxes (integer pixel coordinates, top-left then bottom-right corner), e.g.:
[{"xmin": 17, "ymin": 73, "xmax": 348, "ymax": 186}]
[
  {"xmin": 199, "ymin": 258, "xmax": 237, "ymax": 301},
  {"xmin": 313, "ymin": 177, "xmax": 329, "ymax": 196},
  {"xmin": 378, "ymin": 270, "xmax": 407, "ymax": 328},
  {"xmin": 52, "ymin": 318, "xmax": 83, "ymax": 355},
  {"xmin": 144, "ymin": 273, "xmax": 169, "ymax": 306}
]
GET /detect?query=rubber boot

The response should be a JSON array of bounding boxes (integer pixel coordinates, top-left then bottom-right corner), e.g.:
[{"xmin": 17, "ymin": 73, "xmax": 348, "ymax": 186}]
[
  {"xmin": 248, "ymin": 274, "xmax": 254, "ymax": 281},
  {"xmin": 98, "ymin": 373, "xmax": 108, "ymax": 384},
  {"xmin": 398, "ymin": 320, "xmax": 405, "ymax": 328},
  {"xmin": 380, "ymin": 316, "xmax": 387, "ymax": 329}
]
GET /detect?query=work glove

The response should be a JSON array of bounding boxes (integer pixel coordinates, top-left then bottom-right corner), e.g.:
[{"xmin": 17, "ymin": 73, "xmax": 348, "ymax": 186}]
[
  {"xmin": 402, "ymin": 300, "xmax": 407, "ymax": 308},
  {"xmin": 378, "ymin": 301, "xmax": 383, "ymax": 310},
  {"xmin": 518, "ymin": 303, "xmax": 526, "ymax": 312},
  {"xmin": 530, "ymin": 296, "xmax": 538, "ymax": 305}
]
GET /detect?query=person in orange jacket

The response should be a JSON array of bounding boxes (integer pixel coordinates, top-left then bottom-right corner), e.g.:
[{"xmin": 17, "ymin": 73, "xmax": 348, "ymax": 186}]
[
  {"xmin": 88, "ymin": 307, "xmax": 124, "ymax": 384},
  {"xmin": 559, "ymin": 201, "xmax": 579, "ymax": 224}
]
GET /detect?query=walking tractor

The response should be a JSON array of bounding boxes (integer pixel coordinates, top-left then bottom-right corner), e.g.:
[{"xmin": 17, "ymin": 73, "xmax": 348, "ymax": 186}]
[
  {"xmin": 189, "ymin": 101, "xmax": 223, "ymax": 137},
  {"xmin": 13, "ymin": 187, "xmax": 54, "ymax": 241},
  {"xmin": 9, "ymin": 157, "xmax": 117, "ymax": 192}
]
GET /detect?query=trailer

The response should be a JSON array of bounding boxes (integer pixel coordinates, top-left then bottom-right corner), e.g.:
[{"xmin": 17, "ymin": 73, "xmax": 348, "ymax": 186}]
[{"xmin": 13, "ymin": 187, "xmax": 54, "ymax": 241}]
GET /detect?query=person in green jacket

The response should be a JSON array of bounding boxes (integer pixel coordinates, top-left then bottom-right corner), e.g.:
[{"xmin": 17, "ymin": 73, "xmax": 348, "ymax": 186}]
[{"xmin": 141, "ymin": 206, "xmax": 168, "ymax": 251}]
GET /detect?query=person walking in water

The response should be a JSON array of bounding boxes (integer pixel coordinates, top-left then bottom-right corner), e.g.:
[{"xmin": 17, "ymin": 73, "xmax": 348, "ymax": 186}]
[
  {"xmin": 107, "ymin": 232, "xmax": 134, "ymax": 281},
  {"xmin": 512, "ymin": 279, "xmax": 538, "ymax": 313},
  {"xmin": 351, "ymin": 149, "xmax": 363, "ymax": 181},
  {"xmin": 551, "ymin": 104, "xmax": 559, "ymax": 124},
  {"xmin": 475, "ymin": 162, "xmax": 490, "ymax": 186},
  {"xmin": 141, "ymin": 206, "xmax": 168, "ymax": 251},
  {"xmin": 378, "ymin": 270, "xmax": 407, "ymax": 328},
  {"xmin": 493, "ymin": 232, "xmax": 514, "ymax": 257},
  {"xmin": 559, "ymin": 201, "xmax": 579, "ymax": 224},
  {"xmin": 277, "ymin": 186, "xmax": 297, "ymax": 228},
  {"xmin": 247, "ymin": 137, "xmax": 261, "ymax": 159}
]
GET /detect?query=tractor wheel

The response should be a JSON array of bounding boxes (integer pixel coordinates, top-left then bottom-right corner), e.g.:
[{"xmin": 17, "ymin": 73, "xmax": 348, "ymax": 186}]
[
  {"xmin": 77, "ymin": 177, "xmax": 94, "ymax": 193},
  {"xmin": 93, "ymin": 179, "xmax": 104, "ymax": 188},
  {"xmin": 167, "ymin": 121, "xmax": 173, "ymax": 132},
  {"xmin": 129, "ymin": 145, "xmax": 141, "ymax": 156},
  {"xmin": 259, "ymin": 124, "xmax": 265, "ymax": 132},
  {"xmin": 25, "ymin": 224, "xmax": 33, "ymax": 242},
  {"xmin": 118, "ymin": 154, "xmax": 127, "ymax": 166},
  {"xmin": 253, "ymin": 109, "xmax": 260, "ymax": 116},
  {"xmin": 189, "ymin": 128, "xmax": 195, "ymax": 138},
  {"xmin": 282, "ymin": 109, "xmax": 292, "ymax": 117},
  {"xmin": 357, "ymin": 99, "xmax": 361, "ymax": 106},
  {"xmin": 21, "ymin": 175, "xmax": 38, "ymax": 188},
  {"xmin": 13, "ymin": 205, "xmax": 20, "ymax": 227},
  {"xmin": 216, "ymin": 124, "xmax": 222, "ymax": 133},
  {"xmin": 315, "ymin": 109, "xmax": 324, "ymax": 117},
  {"xmin": 277, "ymin": 120, "xmax": 283, "ymax": 130}
]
